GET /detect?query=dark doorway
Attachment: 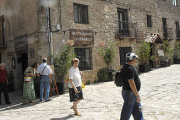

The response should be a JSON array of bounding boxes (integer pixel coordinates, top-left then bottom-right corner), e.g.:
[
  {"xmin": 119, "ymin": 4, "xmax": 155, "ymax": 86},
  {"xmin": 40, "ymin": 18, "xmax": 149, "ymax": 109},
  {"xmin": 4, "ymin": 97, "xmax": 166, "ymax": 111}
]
[
  {"xmin": 119, "ymin": 47, "xmax": 132, "ymax": 65},
  {"xmin": 21, "ymin": 52, "xmax": 28, "ymax": 78},
  {"xmin": 0, "ymin": 53, "xmax": 1, "ymax": 63},
  {"xmin": 149, "ymin": 44, "xmax": 154, "ymax": 68}
]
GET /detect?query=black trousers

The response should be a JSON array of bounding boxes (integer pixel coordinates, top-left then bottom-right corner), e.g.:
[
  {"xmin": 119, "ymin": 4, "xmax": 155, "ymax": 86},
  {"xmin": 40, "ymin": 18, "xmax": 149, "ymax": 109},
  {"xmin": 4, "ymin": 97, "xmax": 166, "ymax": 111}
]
[{"xmin": 0, "ymin": 82, "xmax": 10, "ymax": 103}]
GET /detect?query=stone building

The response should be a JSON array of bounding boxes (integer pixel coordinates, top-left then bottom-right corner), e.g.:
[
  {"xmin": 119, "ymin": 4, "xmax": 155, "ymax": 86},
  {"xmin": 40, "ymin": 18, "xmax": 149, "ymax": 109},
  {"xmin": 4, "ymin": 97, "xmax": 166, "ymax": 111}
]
[{"xmin": 0, "ymin": 0, "xmax": 180, "ymax": 90}]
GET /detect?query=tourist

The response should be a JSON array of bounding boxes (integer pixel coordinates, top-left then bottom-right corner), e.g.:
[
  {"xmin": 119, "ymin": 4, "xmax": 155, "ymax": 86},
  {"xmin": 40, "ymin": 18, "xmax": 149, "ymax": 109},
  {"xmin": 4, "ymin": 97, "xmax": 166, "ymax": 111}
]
[
  {"xmin": 120, "ymin": 53, "xmax": 144, "ymax": 120},
  {"xmin": 36, "ymin": 58, "xmax": 53, "ymax": 102},
  {"xmin": 69, "ymin": 58, "xmax": 83, "ymax": 116},
  {"xmin": 0, "ymin": 63, "xmax": 11, "ymax": 105},
  {"xmin": 22, "ymin": 62, "xmax": 38, "ymax": 104}
]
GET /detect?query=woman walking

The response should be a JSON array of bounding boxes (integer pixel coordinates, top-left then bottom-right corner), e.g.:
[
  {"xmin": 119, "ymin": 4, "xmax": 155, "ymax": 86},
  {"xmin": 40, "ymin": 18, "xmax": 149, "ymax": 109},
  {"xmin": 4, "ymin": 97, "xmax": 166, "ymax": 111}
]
[
  {"xmin": 69, "ymin": 58, "xmax": 83, "ymax": 116},
  {"xmin": 22, "ymin": 62, "xmax": 38, "ymax": 104}
]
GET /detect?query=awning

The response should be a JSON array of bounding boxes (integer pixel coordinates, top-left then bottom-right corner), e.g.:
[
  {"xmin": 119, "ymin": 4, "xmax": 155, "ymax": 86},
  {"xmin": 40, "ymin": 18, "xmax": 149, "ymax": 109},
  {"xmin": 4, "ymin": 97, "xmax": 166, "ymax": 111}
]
[{"xmin": 145, "ymin": 33, "xmax": 164, "ymax": 43}]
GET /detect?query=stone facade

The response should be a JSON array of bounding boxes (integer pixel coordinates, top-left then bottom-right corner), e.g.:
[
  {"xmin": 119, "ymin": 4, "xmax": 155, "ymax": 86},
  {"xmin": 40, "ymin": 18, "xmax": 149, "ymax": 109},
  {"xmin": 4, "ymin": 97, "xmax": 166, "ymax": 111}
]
[{"xmin": 0, "ymin": 0, "xmax": 180, "ymax": 90}]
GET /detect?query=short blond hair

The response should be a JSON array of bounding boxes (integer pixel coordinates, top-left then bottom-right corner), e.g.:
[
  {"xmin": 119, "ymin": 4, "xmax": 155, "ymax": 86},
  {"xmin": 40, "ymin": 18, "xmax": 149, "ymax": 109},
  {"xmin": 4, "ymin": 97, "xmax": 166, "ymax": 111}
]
[{"xmin": 71, "ymin": 58, "xmax": 79, "ymax": 66}]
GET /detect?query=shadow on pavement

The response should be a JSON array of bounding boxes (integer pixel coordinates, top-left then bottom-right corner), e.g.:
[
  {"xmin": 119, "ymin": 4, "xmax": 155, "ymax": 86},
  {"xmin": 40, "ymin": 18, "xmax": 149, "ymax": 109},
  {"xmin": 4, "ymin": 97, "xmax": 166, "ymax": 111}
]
[
  {"xmin": 0, "ymin": 91, "xmax": 40, "ymax": 111},
  {"xmin": 50, "ymin": 114, "xmax": 75, "ymax": 120}
]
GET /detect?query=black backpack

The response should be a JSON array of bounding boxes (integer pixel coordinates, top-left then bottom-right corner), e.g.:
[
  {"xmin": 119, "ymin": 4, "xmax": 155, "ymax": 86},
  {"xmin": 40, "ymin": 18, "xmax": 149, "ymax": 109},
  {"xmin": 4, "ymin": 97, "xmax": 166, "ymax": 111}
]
[{"xmin": 115, "ymin": 68, "xmax": 124, "ymax": 87}]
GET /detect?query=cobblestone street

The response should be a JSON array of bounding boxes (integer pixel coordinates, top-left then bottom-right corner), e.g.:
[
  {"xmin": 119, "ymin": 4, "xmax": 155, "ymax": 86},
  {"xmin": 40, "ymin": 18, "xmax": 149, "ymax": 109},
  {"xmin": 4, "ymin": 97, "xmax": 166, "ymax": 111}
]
[{"xmin": 0, "ymin": 65, "xmax": 180, "ymax": 120}]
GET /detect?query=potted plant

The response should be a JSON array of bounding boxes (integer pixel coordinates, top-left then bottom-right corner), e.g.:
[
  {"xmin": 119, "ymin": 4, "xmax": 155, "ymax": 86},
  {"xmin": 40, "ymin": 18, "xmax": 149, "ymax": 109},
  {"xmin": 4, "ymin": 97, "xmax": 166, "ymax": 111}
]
[
  {"xmin": 137, "ymin": 42, "xmax": 155, "ymax": 73},
  {"xmin": 99, "ymin": 42, "xmax": 116, "ymax": 81},
  {"xmin": 53, "ymin": 45, "xmax": 76, "ymax": 94},
  {"xmin": 162, "ymin": 41, "xmax": 174, "ymax": 66},
  {"xmin": 174, "ymin": 41, "xmax": 180, "ymax": 64}
]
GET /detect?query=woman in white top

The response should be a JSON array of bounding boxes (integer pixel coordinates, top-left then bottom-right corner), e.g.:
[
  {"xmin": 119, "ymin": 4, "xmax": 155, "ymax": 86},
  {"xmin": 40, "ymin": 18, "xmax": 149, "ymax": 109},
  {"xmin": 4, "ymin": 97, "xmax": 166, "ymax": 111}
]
[{"xmin": 69, "ymin": 58, "xmax": 83, "ymax": 116}]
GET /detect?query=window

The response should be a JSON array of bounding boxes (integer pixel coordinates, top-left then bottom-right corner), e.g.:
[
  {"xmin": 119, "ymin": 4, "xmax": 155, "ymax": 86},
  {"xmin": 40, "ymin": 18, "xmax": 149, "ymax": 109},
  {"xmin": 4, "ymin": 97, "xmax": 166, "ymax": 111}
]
[
  {"xmin": 74, "ymin": 48, "xmax": 91, "ymax": 70},
  {"xmin": 119, "ymin": 47, "xmax": 132, "ymax": 65},
  {"xmin": 175, "ymin": 21, "xmax": 180, "ymax": 38},
  {"xmin": 173, "ymin": 0, "xmax": 178, "ymax": 6},
  {"xmin": 73, "ymin": 3, "xmax": 89, "ymax": 24},
  {"xmin": 0, "ymin": 16, "xmax": 5, "ymax": 46},
  {"xmin": 162, "ymin": 18, "xmax": 167, "ymax": 39},
  {"xmin": 117, "ymin": 8, "xmax": 129, "ymax": 35},
  {"xmin": 147, "ymin": 15, "xmax": 152, "ymax": 27}
]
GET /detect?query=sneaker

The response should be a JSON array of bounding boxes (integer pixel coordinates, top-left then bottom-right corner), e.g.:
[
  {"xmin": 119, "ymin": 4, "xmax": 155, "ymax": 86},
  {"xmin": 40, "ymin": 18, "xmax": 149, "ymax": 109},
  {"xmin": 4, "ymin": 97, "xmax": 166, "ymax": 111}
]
[{"xmin": 45, "ymin": 99, "xmax": 52, "ymax": 102}]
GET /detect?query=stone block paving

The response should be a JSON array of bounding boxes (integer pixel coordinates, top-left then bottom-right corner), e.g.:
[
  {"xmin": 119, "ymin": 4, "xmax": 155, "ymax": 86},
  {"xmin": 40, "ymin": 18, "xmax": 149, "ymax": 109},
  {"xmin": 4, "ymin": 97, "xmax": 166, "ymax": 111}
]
[{"xmin": 0, "ymin": 65, "xmax": 180, "ymax": 120}]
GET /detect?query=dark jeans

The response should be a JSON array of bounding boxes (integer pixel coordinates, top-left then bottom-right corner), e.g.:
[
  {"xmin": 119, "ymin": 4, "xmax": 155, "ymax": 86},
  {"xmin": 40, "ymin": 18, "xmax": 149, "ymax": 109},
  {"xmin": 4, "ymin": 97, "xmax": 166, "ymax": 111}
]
[
  {"xmin": 0, "ymin": 82, "xmax": 10, "ymax": 104},
  {"xmin": 120, "ymin": 90, "xmax": 143, "ymax": 120}
]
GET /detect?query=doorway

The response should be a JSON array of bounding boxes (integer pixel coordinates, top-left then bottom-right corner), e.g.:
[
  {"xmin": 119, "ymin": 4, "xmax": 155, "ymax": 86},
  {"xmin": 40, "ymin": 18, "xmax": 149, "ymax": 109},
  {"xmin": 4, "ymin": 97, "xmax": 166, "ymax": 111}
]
[
  {"xmin": 21, "ymin": 52, "xmax": 28, "ymax": 77},
  {"xmin": 149, "ymin": 44, "xmax": 154, "ymax": 68}
]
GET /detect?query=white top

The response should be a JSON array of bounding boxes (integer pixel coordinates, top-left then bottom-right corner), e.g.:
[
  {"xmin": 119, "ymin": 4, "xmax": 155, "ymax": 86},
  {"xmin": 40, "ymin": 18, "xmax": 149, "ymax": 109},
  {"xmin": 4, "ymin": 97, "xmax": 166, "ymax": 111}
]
[
  {"xmin": 36, "ymin": 63, "xmax": 53, "ymax": 75},
  {"xmin": 68, "ymin": 66, "xmax": 82, "ymax": 88}
]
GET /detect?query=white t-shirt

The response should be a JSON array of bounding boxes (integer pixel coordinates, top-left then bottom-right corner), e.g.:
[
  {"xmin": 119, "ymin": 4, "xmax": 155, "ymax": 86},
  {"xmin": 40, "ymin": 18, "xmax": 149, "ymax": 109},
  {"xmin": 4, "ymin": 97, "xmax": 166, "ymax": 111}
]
[
  {"xmin": 36, "ymin": 63, "xmax": 53, "ymax": 75},
  {"xmin": 68, "ymin": 66, "xmax": 82, "ymax": 88}
]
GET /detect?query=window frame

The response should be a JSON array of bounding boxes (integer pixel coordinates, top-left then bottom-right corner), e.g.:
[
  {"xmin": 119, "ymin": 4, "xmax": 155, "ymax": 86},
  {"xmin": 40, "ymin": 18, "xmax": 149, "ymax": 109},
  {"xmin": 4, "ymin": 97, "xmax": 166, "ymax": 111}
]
[
  {"xmin": 173, "ymin": 0, "xmax": 178, "ymax": 6},
  {"xmin": 117, "ymin": 8, "xmax": 129, "ymax": 36},
  {"xmin": 74, "ymin": 48, "xmax": 92, "ymax": 71},
  {"xmin": 119, "ymin": 47, "xmax": 132, "ymax": 65},
  {"xmin": 0, "ymin": 15, "xmax": 5, "ymax": 46},
  {"xmin": 73, "ymin": 3, "xmax": 89, "ymax": 24},
  {"xmin": 147, "ymin": 15, "xmax": 152, "ymax": 27}
]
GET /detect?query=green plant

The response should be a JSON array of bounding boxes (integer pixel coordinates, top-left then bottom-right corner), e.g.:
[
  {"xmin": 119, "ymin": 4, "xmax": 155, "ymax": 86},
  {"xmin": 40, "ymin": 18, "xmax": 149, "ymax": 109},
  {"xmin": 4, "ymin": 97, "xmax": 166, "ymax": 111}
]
[
  {"xmin": 97, "ymin": 68, "xmax": 110, "ymax": 82},
  {"xmin": 136, "ymin": 42, "xmax": 155, "ymax": 65},
  {"xmin": 99, "ymin": 42, "xmax": 116, "ymax": 68},
  {"xmin": 53, "ymin": 45, "xmax": 76, "ymax": 81},
  {"xmin": 162, "ymin": 41, "xmax": 174, "ymax": 59},
  {"xmin": 86, "ymin": 80, "xmax": 91, "ymax": 85},
  {"xmin": 174, "ymin": 41, "xmax": 180, "ymax": 59}
]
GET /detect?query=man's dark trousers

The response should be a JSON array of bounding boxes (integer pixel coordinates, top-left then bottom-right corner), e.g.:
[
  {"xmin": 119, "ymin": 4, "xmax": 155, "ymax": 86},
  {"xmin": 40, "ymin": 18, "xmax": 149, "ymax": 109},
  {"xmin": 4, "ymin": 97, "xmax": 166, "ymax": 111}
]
[{"xmin": 0, "ymin": 82, "xmax": 10, "ymax": 104}]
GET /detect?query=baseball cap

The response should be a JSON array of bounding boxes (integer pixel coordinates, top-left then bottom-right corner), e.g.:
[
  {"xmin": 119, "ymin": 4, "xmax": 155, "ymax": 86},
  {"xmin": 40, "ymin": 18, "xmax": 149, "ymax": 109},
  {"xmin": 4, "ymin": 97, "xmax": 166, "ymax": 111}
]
[{"xmin": 126, "ymin": 52, "xmax": 138, "ymax": 60}]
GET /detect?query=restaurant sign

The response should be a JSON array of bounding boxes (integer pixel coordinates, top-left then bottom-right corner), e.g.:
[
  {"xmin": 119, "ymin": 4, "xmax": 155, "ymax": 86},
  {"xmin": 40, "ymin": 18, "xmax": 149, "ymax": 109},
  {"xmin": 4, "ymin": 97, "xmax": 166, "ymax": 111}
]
[
  {"xmin": 70, "ymin": 29, "xmax": 94, "ymax": 46},
  {"xmin": 14, "ymin": 34, "xmax": 28, "ymax": 53}
]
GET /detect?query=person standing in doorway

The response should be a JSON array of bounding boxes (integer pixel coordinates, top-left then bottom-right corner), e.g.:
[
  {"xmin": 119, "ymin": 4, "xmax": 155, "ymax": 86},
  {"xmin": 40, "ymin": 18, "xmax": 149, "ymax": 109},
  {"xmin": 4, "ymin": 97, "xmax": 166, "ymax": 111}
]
[
  {"xmin": 37, "ymin": 58, "xmax": 53, "ymax": 102},
  {"xmin": 69, "ymin": 58, "xmax": 83, "ymax": 116},
  {"xmin": 120, "ymin": 53, "xmax": 143, "ymax": 120},
  {"xmin": 22, "ymin": 62, "xmax": 38, "ymax": 104},
  {"xmin": 0, "ymin": 63, "xmax": 11, "ymax": 105}
]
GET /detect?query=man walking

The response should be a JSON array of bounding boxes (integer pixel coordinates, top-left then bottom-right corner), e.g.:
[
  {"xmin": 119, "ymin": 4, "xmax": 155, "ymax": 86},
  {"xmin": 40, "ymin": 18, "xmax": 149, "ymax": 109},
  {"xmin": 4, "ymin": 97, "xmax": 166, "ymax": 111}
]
[
  {"xmin": 120, "ymin": 53, "xmax": 143, "ymax": 120},
  {"xmin": 0, "ymin": 63, "xmax": 11, "ymax": 105},
  {"xmin": 37, "ymin": 58, "xmax": 53, "ymax": 102}
]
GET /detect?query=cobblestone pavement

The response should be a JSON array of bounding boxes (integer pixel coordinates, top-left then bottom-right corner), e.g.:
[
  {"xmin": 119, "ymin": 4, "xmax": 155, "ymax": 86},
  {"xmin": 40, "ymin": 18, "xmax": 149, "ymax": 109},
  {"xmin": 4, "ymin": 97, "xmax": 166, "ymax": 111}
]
[{"xmin": 0, "ymin": 65, "xmax": 180, "ymax": 120}]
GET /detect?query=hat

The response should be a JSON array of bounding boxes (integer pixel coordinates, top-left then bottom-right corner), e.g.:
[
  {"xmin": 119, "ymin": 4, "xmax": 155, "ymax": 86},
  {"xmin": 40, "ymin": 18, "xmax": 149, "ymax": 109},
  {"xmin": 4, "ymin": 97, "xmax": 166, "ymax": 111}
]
[{"xmin": 126, "ymin": 52, "xmax": 138, "ymax": 60}]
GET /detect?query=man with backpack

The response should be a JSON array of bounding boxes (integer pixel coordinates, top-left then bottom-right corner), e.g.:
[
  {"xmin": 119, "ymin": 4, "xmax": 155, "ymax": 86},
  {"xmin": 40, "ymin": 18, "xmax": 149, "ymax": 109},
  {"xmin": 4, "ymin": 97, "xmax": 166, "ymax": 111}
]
[{"xmin": 119, "ymin": 52, "xmax": 143, "ymax": 120}]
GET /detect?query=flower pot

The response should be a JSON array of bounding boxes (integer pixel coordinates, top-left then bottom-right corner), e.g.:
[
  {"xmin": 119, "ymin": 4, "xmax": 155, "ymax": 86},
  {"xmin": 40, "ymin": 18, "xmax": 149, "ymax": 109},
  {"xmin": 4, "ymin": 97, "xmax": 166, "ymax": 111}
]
[
  {"xmin": 56, "ymin": 82, "xmax": 65, "ymax": 95},
  {"xmin": 139, "ymin": 64, "xmax": 151, "ymax": 73},
  {"xmin": 174, "ymin": 58, "xmax": 180, "ymax": 64}
]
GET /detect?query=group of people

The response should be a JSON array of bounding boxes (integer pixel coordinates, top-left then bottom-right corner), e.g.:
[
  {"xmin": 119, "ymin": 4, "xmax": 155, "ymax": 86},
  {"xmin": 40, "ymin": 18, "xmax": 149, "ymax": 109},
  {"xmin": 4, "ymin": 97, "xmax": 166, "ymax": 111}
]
[
  {"xmin": 22, "ymin": 58, "xmax": 53, "ymax": 104},
  {"xmin": 0, "ymin": 52, "xmax": 143, "ymax": 120}
]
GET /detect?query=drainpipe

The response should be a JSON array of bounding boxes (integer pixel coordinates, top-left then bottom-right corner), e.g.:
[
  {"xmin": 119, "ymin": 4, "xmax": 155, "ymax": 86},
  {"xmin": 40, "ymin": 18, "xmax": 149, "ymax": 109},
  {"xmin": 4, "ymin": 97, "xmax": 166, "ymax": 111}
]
[{"xmin": 45, "ymin": 1, "xmax": 53, "ymax": 65}]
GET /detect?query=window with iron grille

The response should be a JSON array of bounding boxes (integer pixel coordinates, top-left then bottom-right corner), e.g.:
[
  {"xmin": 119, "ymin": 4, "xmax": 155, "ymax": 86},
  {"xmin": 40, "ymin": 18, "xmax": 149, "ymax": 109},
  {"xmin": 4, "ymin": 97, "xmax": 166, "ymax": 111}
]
[
  {"xmin": 73, "ymin": 3, "xmax": 89, "ymax": 24},
  {"xmin": 0, "ymin": 16, "xmax": 5, "ymax": 46},
  {"xmin": 119, "ymin": 47, "xmax": 132, "ymax": 65},
  {"xmin": 74, "ymin": 48, "xmax": 91, "ymax": 70},
  {"xmin": 117, "ymin": 8, "xmax": 129, "ymax": 36},
  {"xmin": 173, "ymin": 0, "xmax": 178, "ymax": 6},
  {"xmin": 147, "ymin": 15, "xmax": 152, "ymax": 27}
]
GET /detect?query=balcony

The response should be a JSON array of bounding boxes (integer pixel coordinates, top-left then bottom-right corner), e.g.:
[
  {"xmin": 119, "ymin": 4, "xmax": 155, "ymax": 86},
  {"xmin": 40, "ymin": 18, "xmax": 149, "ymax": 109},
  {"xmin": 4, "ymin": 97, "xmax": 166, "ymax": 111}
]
[
  {"xmin": 176, "ymin": 30, "xmax": 180, "ymax": 40},
  {"xmin": 115, "ymin": 21, "xmax": 143, "ymax": 40},
  {"xmin": 163, "ymin": 28, "xmax": 173, "ymax": 40}
]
